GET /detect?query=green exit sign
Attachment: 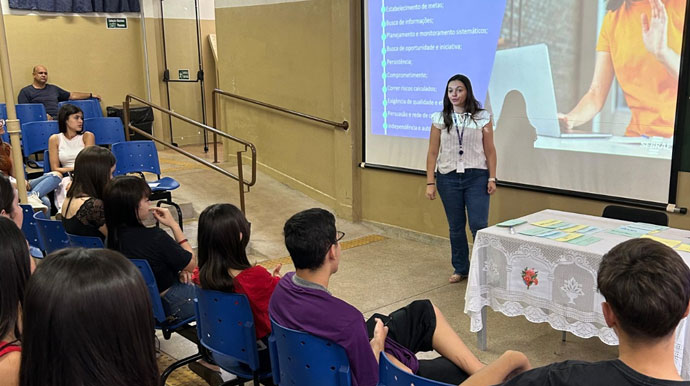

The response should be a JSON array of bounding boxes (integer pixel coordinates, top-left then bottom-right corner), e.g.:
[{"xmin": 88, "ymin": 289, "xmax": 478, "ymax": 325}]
[
  {"xmin": 106, "ymin": 18, "xmax": 127, "ymax": 29},
  {"xmin": 179, "ymin": 69, "xmax": 190, "ymax": 80}
]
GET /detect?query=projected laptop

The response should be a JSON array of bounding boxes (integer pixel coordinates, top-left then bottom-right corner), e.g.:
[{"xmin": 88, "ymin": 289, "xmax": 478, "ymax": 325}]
[{"xmin": 488, "ymin": 44, "xmax": 611, "ymax": 138}]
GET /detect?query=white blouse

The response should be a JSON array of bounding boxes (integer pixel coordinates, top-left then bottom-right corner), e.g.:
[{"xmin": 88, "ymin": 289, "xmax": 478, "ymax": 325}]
[
  {"xmin": 431, "ymin": 109, "xmax": 491, "ymax": 174},
  {"xmin": 57, "ymin": 133, "xmax": 85, "ymax": 168}
]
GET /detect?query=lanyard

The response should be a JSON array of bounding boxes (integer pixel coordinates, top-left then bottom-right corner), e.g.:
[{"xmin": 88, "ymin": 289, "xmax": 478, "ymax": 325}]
[{"xmin": 452, "ymin": 112, "xmax": 469, "ymax": 156}]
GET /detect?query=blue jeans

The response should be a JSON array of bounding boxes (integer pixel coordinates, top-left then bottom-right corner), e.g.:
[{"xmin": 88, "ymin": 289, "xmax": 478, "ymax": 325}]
[
  {"xmin": 28, "ymin": 173, "xmax": 61, "ymax": 208},
  {"xmin": 161, "ymin": 282, "xmax": 196, "ymax": 321},
  {"xmin": 435, "ymin": 169, "xmax": 490, "ymax": 276}
]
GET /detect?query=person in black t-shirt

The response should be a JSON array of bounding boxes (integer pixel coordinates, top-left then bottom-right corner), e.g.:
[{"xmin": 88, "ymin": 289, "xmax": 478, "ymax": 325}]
[
  {"xmin": 459, "ymin": 238, "xmax": 690, "ymax": 386},
  {"xmin": 103, "ymin": 175, "xmax": 197, "ymax": 321},
  {"xmin": 17, "ymin": 65, "xmax": 101, "ymax": 119}
]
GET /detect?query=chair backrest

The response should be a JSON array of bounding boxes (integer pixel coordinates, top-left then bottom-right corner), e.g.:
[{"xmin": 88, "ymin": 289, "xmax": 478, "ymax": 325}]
[
  {"xmin": 20, "ymin": 204, "xmax": 44, "ymax": 251},
  {"xmin": 16, "ymin": 103, "xmax": 47, "ymax": 124},
  {"xmin": 57, "ymin": 99, "xmax": 102, "ymax": 119},
  {"xmin": 84, "ymin": 117, "xmax": 126, "ymax": 145},
  {"xmin": 66, "ymin": 233, "xmax": 104, "ymax": 248},
  {"xmin": 0, "ymin": 103, "xmax": 7, "ymax": 142},
  {"xmin": 378, "ymin": 353, "xmax": 453, "ymax": 386},
  {"xmin": 0, "ymin": 103, "xmax": 7, "ymax": 120},
  {"xmin": 602, "ymin": 205, "xmax": 669, "ymax": 226},
  {"xmin": 112, "ymin": 140, "xmax": 161, "ymax": 176},
  {"xmin": 21, "ymin": 121, "xmax": 58, "ymax": 157},
  {"xmin": 195, "ymin": 289, "xmax": 261, "ymax": 371},
  {"xmin": 33, "ymin": 213, "xmax": 70, "ymax": 253},
  {"xmin": 269, "ymin": 318, "xmax": 351, "ymax": 386},
  {"xmin": 130, "ymin": 259, "xmax": 169, "ymax": 324},
  {"xmin": 43, "ymin": 150, "xmax": 51, "ymax": 173}
]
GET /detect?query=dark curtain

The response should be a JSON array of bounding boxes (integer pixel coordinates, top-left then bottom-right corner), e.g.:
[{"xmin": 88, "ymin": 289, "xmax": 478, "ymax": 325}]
[{"xmin": 9, "ymin": 0, "xmax": 140, "ymax": 13}]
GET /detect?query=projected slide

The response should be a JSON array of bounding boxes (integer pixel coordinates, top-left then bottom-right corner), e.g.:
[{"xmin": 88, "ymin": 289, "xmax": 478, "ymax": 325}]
[
  {"xmin": 364, "ymin": 0, "xmax": 687, "ymax": 203},
  {"xmin": 368, "ymin": 1, "xmax": 505, "ymax": 138}
]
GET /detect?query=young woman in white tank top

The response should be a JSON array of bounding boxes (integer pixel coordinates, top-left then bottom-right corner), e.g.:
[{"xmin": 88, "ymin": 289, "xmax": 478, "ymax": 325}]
[{"xmin": 48, "ymin": 104, "xmax": 95, "ymax": 210}]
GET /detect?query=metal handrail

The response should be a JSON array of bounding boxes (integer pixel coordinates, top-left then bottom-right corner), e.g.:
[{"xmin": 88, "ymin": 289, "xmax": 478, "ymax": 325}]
[
  {"xmin": 211, "ymin": 88, "xmax": 349, "ymax": 163},
  {"xmin": 123, "ymin": 94, "xmax": 256, "ymax": 213}
]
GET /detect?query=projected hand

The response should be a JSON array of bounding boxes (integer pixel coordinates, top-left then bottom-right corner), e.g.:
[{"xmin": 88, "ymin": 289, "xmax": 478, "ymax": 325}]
[
  {"xmin": 642, "ymin": 0, "xmax": 670, "ymax": 60},
  {"xmin": 557, "ymin": 113, "xmax": 574, "ymax": 130},
  {"xmin": 425, "ymin": 184, "xmax": 437, "ymax": 200}
]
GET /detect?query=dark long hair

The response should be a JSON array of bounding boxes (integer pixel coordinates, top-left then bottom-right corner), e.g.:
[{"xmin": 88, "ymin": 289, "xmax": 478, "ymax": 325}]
[
  {"xmin": 0, "ymin": 217, "xmax": 31, "ymax": 344},
  {"xmin": 57, "ymin": 104, "xmax": 84, "ymax": 135},
  {"xmin": 67, "ymin": 146, "xmax": 116, "ymax": 199},
  {"xmin": 442, "ymin": 74, "xmax": 483, "ymax": 132},
  {"xmin": 19, "ymin": 248, "xmax": 158, "ymax": 386},
  {"xmin": 0, "ymin": 174, "xmax": 15, "ymax": 217},
  {"xmin": 103, "ymin": 175, "xmax": 151, "ymax": 250},
  {"xmin": 197, "ymin": 203, "xmax": 252, "ymax": 292}
]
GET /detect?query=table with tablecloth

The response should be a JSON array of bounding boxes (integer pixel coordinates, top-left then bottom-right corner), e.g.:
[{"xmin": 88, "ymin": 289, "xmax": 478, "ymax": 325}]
[{"xmin": 463, "ymin": 209, "xmax": 690, "ymax": 378}]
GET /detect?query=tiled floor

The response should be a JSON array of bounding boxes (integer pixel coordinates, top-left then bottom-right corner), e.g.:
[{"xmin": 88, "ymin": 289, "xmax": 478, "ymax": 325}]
[{"xmin": 155, "ymin": 144, "xmax": 618, "ymax": 385}]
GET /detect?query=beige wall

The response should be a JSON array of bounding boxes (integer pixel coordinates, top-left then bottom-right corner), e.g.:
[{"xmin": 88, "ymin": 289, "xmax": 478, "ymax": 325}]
[
  {"xmin": 215, "ymin": 0, "xmax": 690, "ymax": 233},
  {"xmin": 0, "ymin": 14, "xmax": 146, "ymax": 114}
]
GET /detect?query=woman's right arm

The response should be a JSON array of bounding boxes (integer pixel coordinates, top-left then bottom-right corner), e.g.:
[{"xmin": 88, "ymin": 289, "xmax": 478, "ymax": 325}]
[
  {"xmin": 425, "ymin": 125, "xmax": 441, "ymax": 200},
  {"xmin": 558, "ymin": 51, "xmax": 615, "ymax": 130},
  {"xmin": 48, "ymin": 135, "xmax": 72, "ymax": 174}
]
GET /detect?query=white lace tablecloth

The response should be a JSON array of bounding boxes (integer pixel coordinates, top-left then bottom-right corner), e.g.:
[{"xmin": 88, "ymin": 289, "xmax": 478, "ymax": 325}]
[{"xmin": 464, "ymin": 209, "xmax": 690, "ymax": 379}]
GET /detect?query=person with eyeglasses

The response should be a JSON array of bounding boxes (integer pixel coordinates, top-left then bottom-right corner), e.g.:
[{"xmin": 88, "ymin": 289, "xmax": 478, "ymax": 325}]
[
  {"xmin": 269, "ymin": 208, "xmax": 490, "ymax": 386},
  {"xmin": 17, "ymin": 65, "xmax": 101, "ymax": 120},
  {"xmin": 425, "ymin": 74, "xmax": 497, "ymax": 284}
]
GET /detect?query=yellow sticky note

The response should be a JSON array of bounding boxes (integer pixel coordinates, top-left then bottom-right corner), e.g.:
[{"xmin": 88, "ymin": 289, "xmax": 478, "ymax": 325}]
[
  {"xmin": 555, "ymin": 233, "xmax": 584, "ymax": 242},
  {"xmin": 532, "ymin": 219, "xmax": 561, "ymax": 227},
  {"xmin": 640, "ymin": 235, "xmax": 682, "ymax": 248},
  {"xmin": 676, "ymin": 244, "xmax": 690, "ymax": 253},
  {"xmin": 560, "ymin": 225, "xmax": 588, "ymax": 233}
]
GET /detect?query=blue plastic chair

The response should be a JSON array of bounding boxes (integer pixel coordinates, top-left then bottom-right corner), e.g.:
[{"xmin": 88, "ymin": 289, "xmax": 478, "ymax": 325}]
[
  {"xmin": 195, "ymin": 289, "xmax": 272, "ymax": 386},
  {"xmin": 112, "ymin": 140, "xmax": 183, "ymax": 229},
  {"xmin": 34, "ymin": 212, "xmax": 70, "ymax": 254},
  {"xmin": 16, "ymin": 103, "xmax": 47, "ymax": 124},
  {"xmin": 21, "ymin": 121, "xmax": 58, "ymax": 170},
  {"xmin": 130, "ymin": 259, "xmax": 201, "ymax": 385},
  {"xmin": 0, "ymin": 103, "xmax": 7, "ymax": 143},
  {"xmin": 269, "ymin": 318, "xmax": 351, "ymax": 386},
  {"xmin": 378, "ymin": 353, "xmax": 454, "ymax": 386},
  {"xmin": 66, "ymin": 233, "xmax": 104, "ymax": 248},
  {"xmin": 57, "ymin": 99, "xmax": 102, "ymax": 119},
  {"xmin": 84, "ymin": 117, "xmax": 126, "ymax": 146},
  {"xmin": 20, "ymin": 204, "xmax": 45, "ymax": 258}
]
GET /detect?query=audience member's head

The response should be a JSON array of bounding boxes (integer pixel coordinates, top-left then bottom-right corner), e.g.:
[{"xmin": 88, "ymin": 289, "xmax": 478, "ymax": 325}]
[
  {"xmin": 0, "ymin": 174, "xmax": 22, "ymax": 228},
  {"xmin": 31, "ymin": 65, "xmax": 47, "ymax": 86},
  {"xmin": 284, "ymin": 208, "xmax": 338, "ymax": 271},
  {"xmin": 598, "ymin": 238, "xmax": 690, "ymax": 341},
  {"xmin": 0, "ymin": 217, "xmax": 32, "ymax": 344},
  {"xmin": 19, "ymin": 248, "xmax": 158, "ymax": 386},
  {"xmin": 67, "ymin": 146, "xmax": 116, "ymax": 199},
  {"xmin": 103, "ymin": 175, "xmax": 151, "ymax": 249},
  {"xmin": 57, "ymin": 104, "xmax": 84, "ymax": 135},
  {"xmin": 197, "ymin": 203, "xmax": 252, "ymax": 291}
]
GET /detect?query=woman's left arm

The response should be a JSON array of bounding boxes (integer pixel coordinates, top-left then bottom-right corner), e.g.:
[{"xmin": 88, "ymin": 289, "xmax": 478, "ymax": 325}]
[{"xmin": 482, "ymin": 119, "xmax": 497, "ymax": 195}]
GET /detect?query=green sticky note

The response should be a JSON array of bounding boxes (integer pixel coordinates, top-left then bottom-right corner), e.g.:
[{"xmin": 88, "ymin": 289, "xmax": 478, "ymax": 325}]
[{"xmin": 496, "ymin": 219, "xmax": 526, "ymax": 227}]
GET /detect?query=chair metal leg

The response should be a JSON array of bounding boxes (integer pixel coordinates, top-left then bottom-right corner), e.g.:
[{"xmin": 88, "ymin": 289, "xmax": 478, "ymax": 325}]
[{"xmin": 159, "ymin": 352, "xmax": 203, "ymax": 386}]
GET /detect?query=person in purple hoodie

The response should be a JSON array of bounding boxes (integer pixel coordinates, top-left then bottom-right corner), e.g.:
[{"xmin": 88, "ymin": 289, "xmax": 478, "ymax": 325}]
[{"xmin": 269, "ymin": 208, "xmax": 488, "ymax": 385}]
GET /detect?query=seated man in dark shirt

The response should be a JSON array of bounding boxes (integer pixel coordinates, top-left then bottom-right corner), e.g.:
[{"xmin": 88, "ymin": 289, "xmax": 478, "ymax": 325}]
[
  {"xmin": 269, "ymin": 208, "xmax": 493, "ymax": 386},
  {"xmin": 462, "ymin": 238, "xmax": 690, "ymax": 386},
  {"xmin": 17, "ymin": 65, "xmax": 100, "ymax": 119}
]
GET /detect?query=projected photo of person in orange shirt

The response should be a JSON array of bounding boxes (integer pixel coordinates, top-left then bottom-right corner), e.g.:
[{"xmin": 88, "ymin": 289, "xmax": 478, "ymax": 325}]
[{"xmin": 559, "ymin": 0, "xmax": 685, "ymax": 138}]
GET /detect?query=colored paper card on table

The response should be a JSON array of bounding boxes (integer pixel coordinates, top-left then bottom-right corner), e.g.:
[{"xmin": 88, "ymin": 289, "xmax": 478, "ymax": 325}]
[
  {"xmin": 628, "ymin": 223, "xmax": 668, "ymax": 232},
  {"xmin": 640, "ymin": 235, "xmax": 681, "ymax": 248},
  {"xmin": 496, "ymin": 219, "xmax": 527, "ymax": 227},
  {"xmin": 607, "ymin": 227, "xmax": 646, "ymax": 238},
  {"xmin": 553, "ymin": 222, "xmax": 577, "ymax": 230},
  {"xmin": 577, "ymin": 226, "xmax": 602, "ymax": 235},
  {"xmin": 554, "ymin": 233, "xmax": 584, "ymax": 242},
  {"xmin": 519, "ymin": 227, "xmax": 554, "ymax": 236},
  {"xmin": 543, "ymin": 231, "xmax": 569, "ymax": 239},
  {"xmin": 560, "ymin": 224, "xmax": 588, "ymax": 233},
  {"xmin": 531, "ymin": 219, "xmax": 562, "ymax": 227},
  {"xmin": 568, "ymin": 236, "xmax": 602, "ymax": 246},
  {"xmin": 676, "ymin": 244, "xmax": 690, "ymax": 253}
]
